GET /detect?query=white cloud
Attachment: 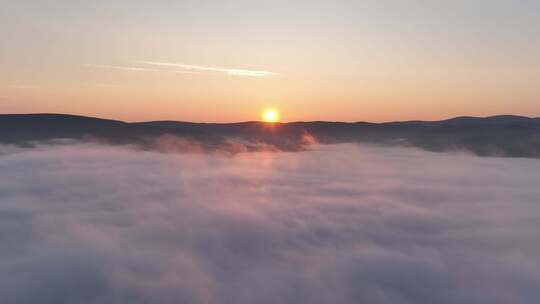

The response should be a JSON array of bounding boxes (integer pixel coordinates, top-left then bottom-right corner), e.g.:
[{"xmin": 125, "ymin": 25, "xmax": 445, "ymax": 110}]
[{"xmin": 84, "ymin": 62, "xmax": 276, "ymax": 77}]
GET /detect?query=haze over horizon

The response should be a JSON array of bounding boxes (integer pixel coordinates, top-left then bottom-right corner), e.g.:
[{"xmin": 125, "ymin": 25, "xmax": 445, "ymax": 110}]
[{"xmin": 2, "ymin": 0, "xmax": 540, "ymax": 122}]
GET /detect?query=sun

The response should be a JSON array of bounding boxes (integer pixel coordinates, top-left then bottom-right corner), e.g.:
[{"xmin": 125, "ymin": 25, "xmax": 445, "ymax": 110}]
[{"xmin": 262, "ymin": 108, "xmax": 280, "ymax": 123}]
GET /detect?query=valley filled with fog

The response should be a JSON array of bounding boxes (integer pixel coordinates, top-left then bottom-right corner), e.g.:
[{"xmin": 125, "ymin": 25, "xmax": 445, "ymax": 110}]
[{"xmin": 1, "ymin": 143, "xmax": 539, "ymax": 304}]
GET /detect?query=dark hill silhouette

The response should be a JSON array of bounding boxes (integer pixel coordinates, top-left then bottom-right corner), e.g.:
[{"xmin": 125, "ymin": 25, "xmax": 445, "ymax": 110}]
[{"xmin": 1, "ymin": 113, "xmax": 540, "ymax": 157}]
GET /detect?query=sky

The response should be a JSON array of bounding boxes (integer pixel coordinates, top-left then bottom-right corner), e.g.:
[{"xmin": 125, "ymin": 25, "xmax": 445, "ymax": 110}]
[{"xmin": 1, "ymin": 0, "xmax": 540, "ymax": 122}]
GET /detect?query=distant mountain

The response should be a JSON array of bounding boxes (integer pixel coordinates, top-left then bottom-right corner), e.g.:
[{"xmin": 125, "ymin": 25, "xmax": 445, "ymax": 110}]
[{"xmin": 1, "ymin": 113, "xmax": 540, "ymax": 158}]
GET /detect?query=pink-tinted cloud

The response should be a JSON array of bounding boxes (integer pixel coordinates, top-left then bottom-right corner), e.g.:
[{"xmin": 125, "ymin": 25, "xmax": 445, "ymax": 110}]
[{"xmin": 0, "ymin": 144, "xmax": 539, "ymax": 303}]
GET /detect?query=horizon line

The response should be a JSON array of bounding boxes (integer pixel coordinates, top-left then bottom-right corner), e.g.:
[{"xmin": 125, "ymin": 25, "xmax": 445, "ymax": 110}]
[{"xmin": 0, "ymin": 112, "xmax": 538, "ymax": 125}]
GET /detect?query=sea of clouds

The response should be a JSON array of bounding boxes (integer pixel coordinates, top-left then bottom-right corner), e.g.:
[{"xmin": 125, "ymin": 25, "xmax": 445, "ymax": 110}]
[{"xmin": 1, "ymin": 143, "xmax": 540, "ymax": 304}]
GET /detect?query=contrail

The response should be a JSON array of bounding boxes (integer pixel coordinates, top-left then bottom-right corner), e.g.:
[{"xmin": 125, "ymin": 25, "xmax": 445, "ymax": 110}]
[{"xmin": 138, "ymin": 61, "xmax": 278, "ymax": 77}]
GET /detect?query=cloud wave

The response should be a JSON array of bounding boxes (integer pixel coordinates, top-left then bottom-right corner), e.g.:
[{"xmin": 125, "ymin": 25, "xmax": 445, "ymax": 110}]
[{"xmin": 1, "ymin": 144, "xmax": 539, "ymax": 303}]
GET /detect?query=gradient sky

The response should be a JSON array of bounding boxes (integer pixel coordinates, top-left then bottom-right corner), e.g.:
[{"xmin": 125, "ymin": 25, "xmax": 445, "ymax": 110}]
[{"xmin": 1, "ymin": 0, "xmax": 539, "ymax": 122}]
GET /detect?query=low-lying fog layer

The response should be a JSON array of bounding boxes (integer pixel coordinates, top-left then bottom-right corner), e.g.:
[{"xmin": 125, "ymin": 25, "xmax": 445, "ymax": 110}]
[{"xmin": 1, "ymin": 143, "xmax": 540, "ymax": 304}]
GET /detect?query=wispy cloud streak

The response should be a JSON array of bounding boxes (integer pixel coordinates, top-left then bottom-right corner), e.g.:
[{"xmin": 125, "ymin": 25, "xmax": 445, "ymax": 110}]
[
  {"xmin": 9, "ymin": 84, "xmax": 40, "ymax": 89},
  {"xmin": 138, "ymin": 61, "xmax": 279, "ymax": 77},
  {"xmin": 84, "ymin": 64, "xmax": 200, "ymax": 74}
]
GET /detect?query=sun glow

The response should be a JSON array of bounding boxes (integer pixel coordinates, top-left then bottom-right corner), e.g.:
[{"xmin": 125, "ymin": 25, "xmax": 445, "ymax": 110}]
[{"xmin": 262, "ymin": 108, "xmax": 280, "ymax": 123}]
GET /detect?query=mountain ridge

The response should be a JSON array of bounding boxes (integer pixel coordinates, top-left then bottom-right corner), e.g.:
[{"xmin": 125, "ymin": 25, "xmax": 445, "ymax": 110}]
[
  {"xmin": 1, "ymin": 113, "xmax": 539, "ymax": 158},
  {"xmin": 2, "ymin": 113, "xmax": 538, "ymax": 125}
]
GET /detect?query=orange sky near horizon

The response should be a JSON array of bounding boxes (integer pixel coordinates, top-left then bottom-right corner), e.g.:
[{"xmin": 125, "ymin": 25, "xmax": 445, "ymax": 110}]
[{"xmin": 1, "ymin": 1, "xmax": 539, "ymax": 123}]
